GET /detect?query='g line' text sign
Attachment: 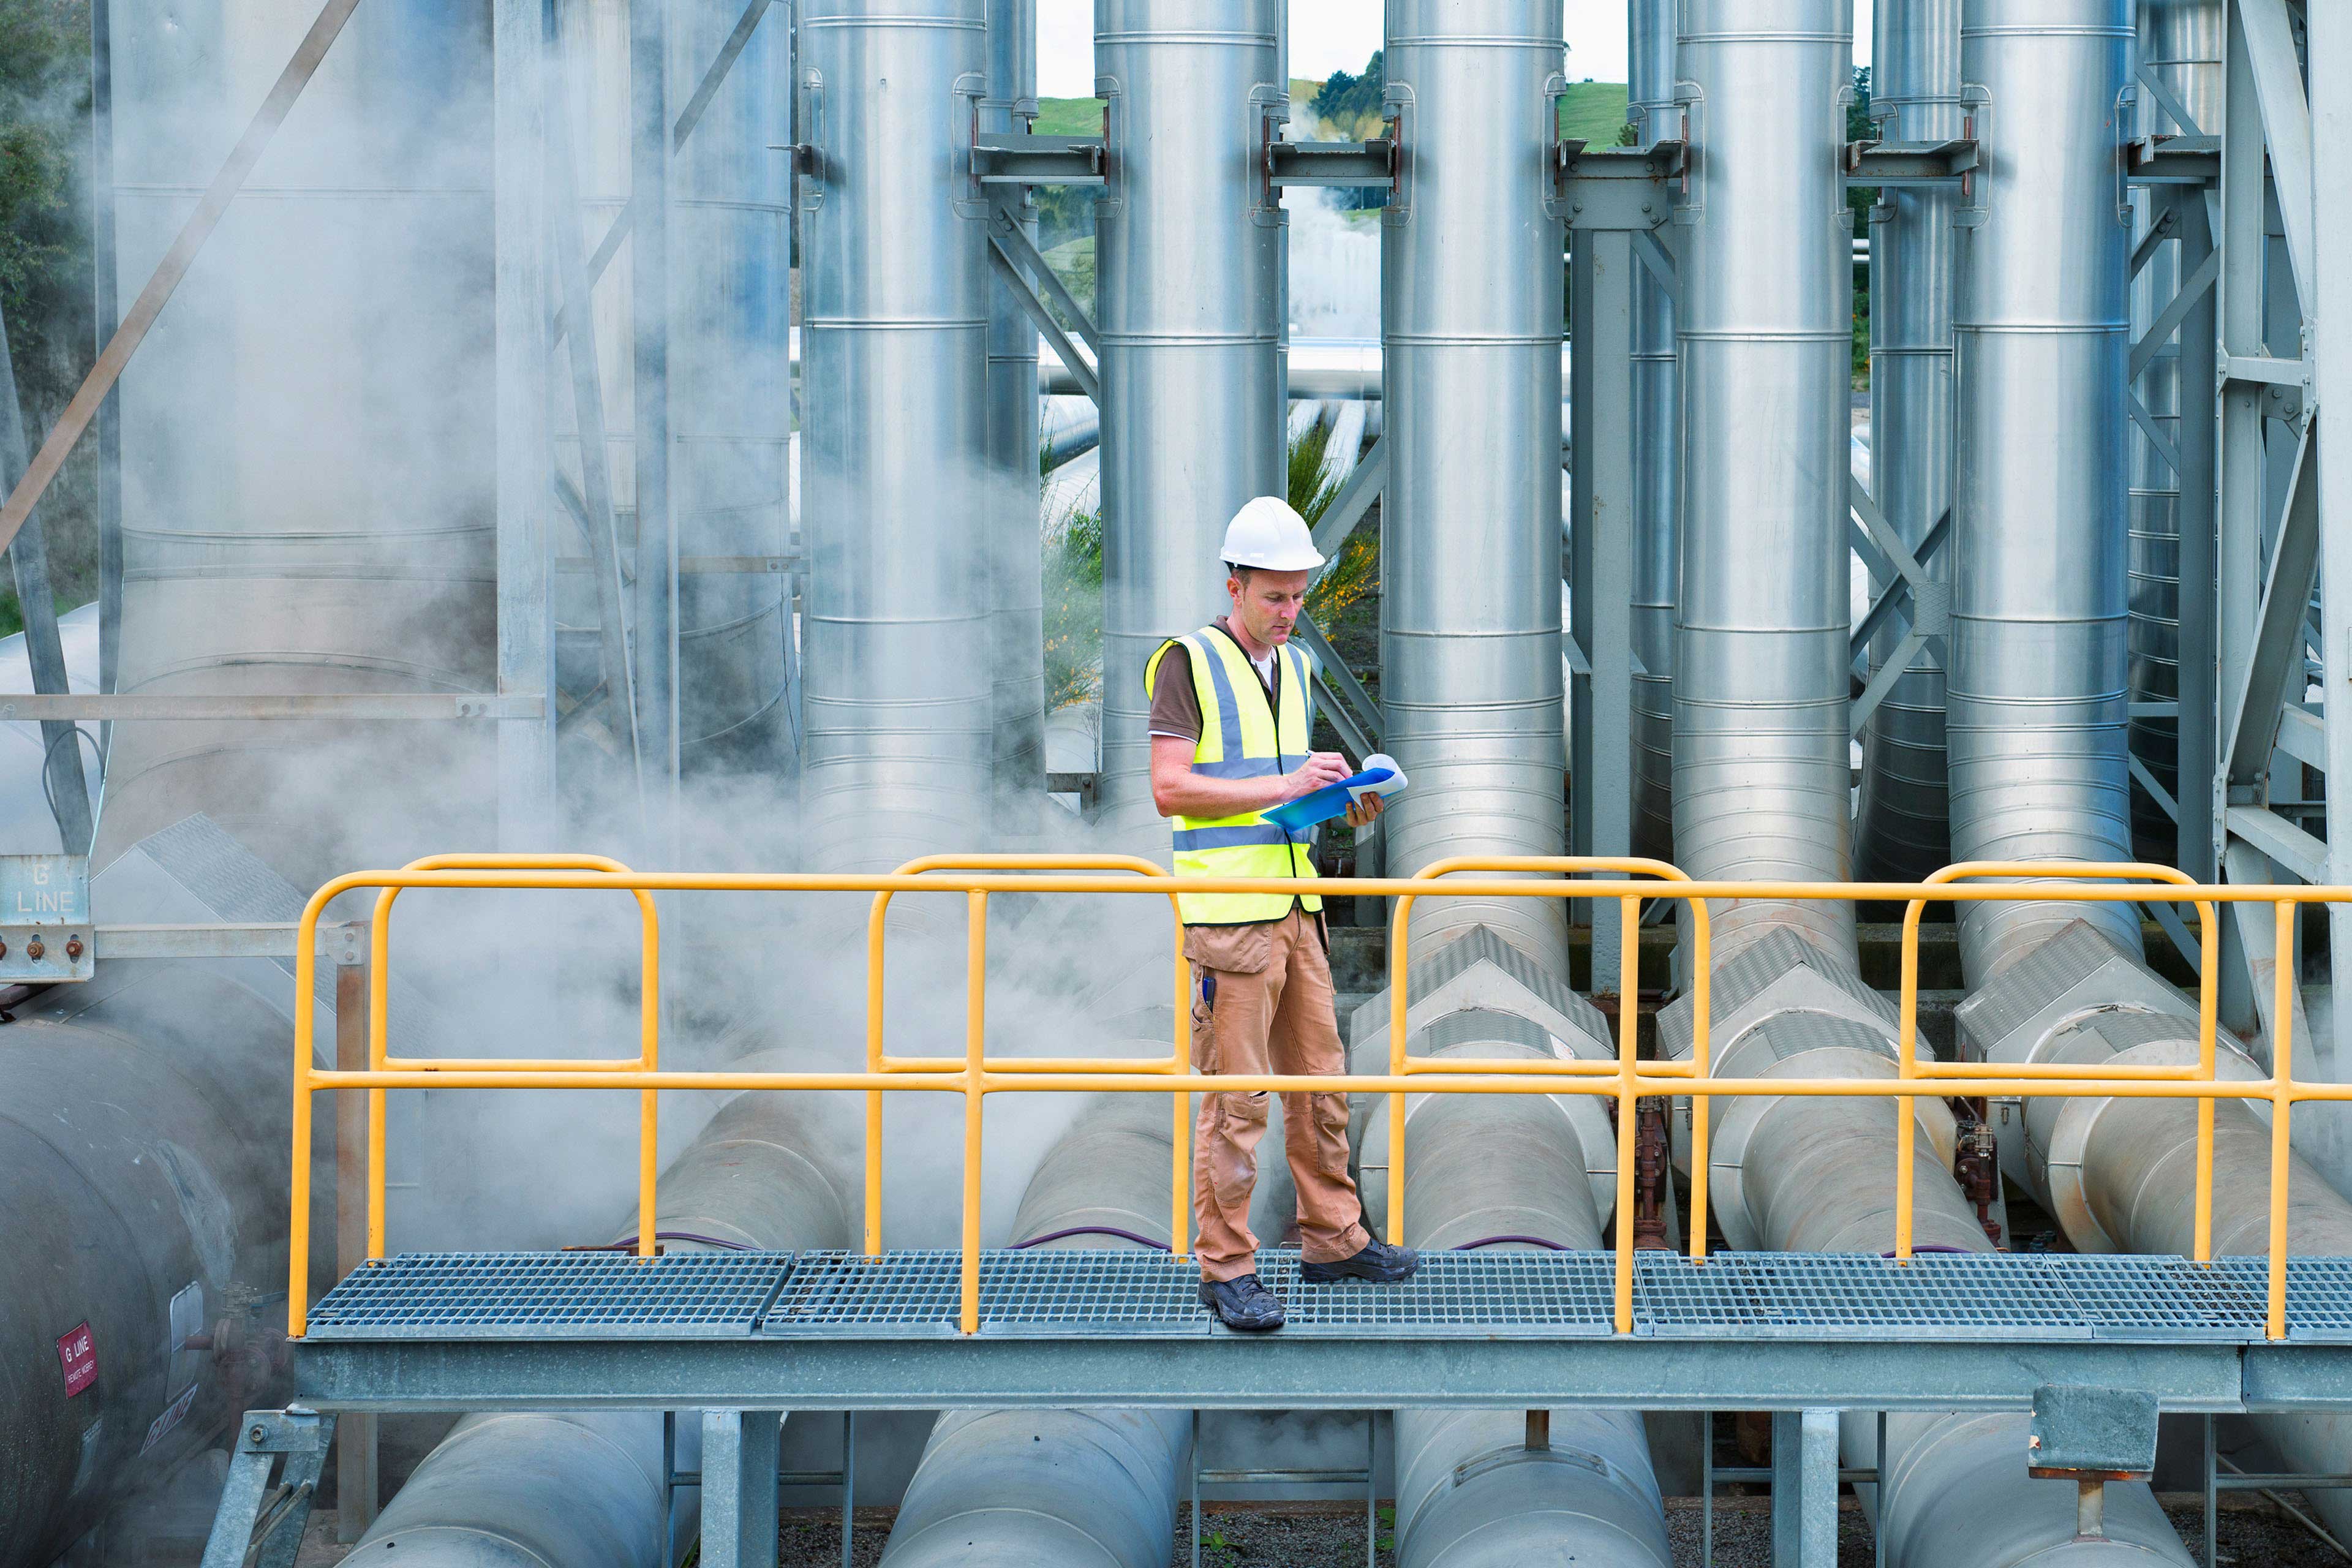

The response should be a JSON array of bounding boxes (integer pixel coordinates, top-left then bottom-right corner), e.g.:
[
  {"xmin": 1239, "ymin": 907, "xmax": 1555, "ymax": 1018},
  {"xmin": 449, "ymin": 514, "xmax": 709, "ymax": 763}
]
[{"xmin": 0, "ymin": 854, "xmax": 92, "ymax": 982}]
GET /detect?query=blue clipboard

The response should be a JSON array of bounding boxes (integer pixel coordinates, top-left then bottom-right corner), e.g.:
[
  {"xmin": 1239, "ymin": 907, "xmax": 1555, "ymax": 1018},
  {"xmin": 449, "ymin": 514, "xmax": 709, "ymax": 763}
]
[{"xmin": 1261, "ymin": 754, "xmax": 1408, "ymax": 832}]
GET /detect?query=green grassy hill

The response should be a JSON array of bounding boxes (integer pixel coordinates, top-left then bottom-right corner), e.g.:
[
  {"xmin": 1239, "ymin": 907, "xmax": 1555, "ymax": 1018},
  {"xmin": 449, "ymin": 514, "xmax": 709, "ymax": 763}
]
[{"xmin": 1034, "ymin": 80, "xmax": 1630, "ymax": 144}]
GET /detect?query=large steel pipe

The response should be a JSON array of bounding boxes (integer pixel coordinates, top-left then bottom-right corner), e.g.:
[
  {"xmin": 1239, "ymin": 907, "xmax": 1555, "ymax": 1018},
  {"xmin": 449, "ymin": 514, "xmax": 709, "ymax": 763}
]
[
  {"xmin": 799, "ymin": 0, "xmax": 995, "ymax": 870},
  {"xmin": 349, "ymin": 1066, "xmax": 856, "ymax": 1564},
  {"xmin": 880, "ymin": 1095, "xmax": 1188, "ymax": 1567},
  {"xmin": 1629, "ymin": 0, "xmax": 1680, "ymax": 866},
  {"xmin": 1093, "ymin": 0, "xmax": 1285, "ymax": 839},
  {"xmin": 0, "ymin": 969, "xmax": 314, "ymax": 1567},
  {"xmin": 1379, "ymin": 0, "xmax": 1569, "ymax": 963},
  {"xmin": 985, "ymin": 0, "xmax": 1047, "ymax": 791},
  {"xmin": 1853, "ymin": 0, "xmax": 1961, "ymax": 880},
  {"xmin": 1353, "ymin": 1014, "xmax": 1668, "ymax": 1567},
  {"xmin": 1945, "ymin": 0, "xmax": 2139, "ymax": 978},
  {"xmin": 1672, "ymin": 0, "xmax": 1858, "ymax": 959}
]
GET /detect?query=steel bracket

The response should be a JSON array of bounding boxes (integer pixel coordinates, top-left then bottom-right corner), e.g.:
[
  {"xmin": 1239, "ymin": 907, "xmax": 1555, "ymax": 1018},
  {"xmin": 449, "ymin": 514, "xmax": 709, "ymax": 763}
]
[
  {"xmin": 1558, "ymin": 142, "xmax": 1682, "ymax": 233},
  {"xmin": 198, "ymin": 1408, "xmax": 336, "ymax": 1568},
  {"xmin": 971, "ymin": 133, "xmax": 1106, "ymax": 187},
  {"xmin": 1843, "ymin": 137, "xmax": 1978, "ymax": 186},
  {"xmin": 1266, "ymin": 138, "xmax": 1393, "ymax": 188},
  {"xmin": 2129, "ymin": 134, "xmax": 2223, "ymax": 186}
]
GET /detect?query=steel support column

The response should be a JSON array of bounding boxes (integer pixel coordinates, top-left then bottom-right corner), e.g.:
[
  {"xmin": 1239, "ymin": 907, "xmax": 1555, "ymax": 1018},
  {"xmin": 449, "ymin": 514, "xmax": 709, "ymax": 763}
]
[
  {"xmin": 700, "ymin": 1410, "xmax": 783, "ymax": 1568},
  {"xmin": 1772, "ymin": 1409, "xmax": 1842, "ymax": 1567},
  {"xmin": 1570, "ymin": 224, "xmax": 1637, "ymax": 991},
  {"xmin": 496, "ymin": 0, "xmax": 556, "ymax": 844},
  {"xmin": 983, "ymin": 0, "xmax": 1044, "ymax": 792},
  {"xmin": 631, "ymin": 0, "xmax": 679, "ymax": 836},
  {"xmin": 2311, "ymin": 0, "xmax": 2351, "ymax": 1079}
]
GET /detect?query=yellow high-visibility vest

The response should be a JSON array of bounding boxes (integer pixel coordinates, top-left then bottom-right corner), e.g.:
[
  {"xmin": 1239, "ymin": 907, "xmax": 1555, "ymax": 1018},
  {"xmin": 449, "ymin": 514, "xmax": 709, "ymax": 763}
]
[{"xmin": 1144, "ymin": 625, "xmax": 1322, "ymax": 925}]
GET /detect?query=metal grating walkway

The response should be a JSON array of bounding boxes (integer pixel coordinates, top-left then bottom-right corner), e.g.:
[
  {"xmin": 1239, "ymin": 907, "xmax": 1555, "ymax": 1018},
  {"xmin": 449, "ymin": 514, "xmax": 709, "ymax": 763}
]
[{"xmin": 303, "ymin": 1248, "xmax": 2352, "ymax": 1344}]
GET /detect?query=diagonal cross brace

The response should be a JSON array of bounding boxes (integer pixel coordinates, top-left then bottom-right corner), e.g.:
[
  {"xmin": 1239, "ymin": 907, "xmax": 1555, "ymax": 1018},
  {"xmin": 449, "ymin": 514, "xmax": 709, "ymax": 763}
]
[
  {"xmin": 2222, "ymin": 423, "xmax": 2319, "ymax": 790},
  {"xmin": 1294, "ymin": 616, "xmax": 1382, "ymax": 758},
  {"xmin": 2130, "ymin": 244, "xmax": 2221, "ymax": 383},
  {"xmin": 987, "ymin": 239, "xmax": 1099, "ymax": 404}
]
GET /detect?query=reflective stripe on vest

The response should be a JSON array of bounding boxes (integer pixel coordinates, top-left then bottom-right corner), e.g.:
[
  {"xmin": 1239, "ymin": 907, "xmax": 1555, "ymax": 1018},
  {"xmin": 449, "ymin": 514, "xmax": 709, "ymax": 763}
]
[{"xmin": 1144, "ymin": 627, "xmax": 1321, "ymax": 925}]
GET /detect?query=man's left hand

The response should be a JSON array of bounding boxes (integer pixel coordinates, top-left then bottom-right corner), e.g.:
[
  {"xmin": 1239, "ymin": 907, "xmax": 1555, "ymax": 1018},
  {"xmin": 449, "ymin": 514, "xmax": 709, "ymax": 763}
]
[{"xmin": 1343, "ymin": 794, "xmax": 1386, "ymax": 829}]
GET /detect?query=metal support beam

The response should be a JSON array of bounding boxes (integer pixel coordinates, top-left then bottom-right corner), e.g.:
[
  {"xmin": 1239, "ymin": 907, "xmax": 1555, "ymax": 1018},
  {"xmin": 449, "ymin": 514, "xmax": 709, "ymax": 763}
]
[
  {"xmin": 1569, "ymin": 223, "xmax": 1637, "ymax": 991},
  {"xmin": 699, "ymin": 1409, "xmax": 783, "ymax": 1568},
  {"xmin": 495, "ymin": 0, "xmax": 556, "ymax": 844},
  {"xmin": 0, "ymin": 300, "xmax": 94, "ymax": 854},
  {"xmin": 0, "ymin": 0, "xmax": 365, "ymax": 559},
  {"xmin": 2235, "ymin": 0, "xmax": 2315, "ymax": 306},
  {"xmin": 552, "ymin": 0, "xmax": 782, "ymax": 346},
  {"xmin": 1309, "ymin": 437, "xmax": 1385, "ymax": 564},
  {"xmin": 0, "ymin": 693, "xmax": 544, "ymax": 722},
  {"xmin": 1848, "ymin": 508, "xmax": 1951, "ymax": 669},
  {"xmin": 986, "ymin": 236, "xmax": 1099, "ymax": 403},
  {"xmin": 197, "ymin": 1409, "xmax": 336, "ymax": 1568},
  {"xmin": 2128, "ymin": 245, "xmax": 2220, "ymax": 383},
  {"xmin": 1771, "ymin": 1409, "xmax": 1842, "ymax": 1567},
  {"xmin": 88, "ymin": 0, "xmax": 121, "ymax": 725},
  {"xmin": 1294, "ymin": 615, "xmax": 1381, "ymax": 760},
  {"xmin": 988, "ymin": 200, "xmax": 1100, "ymax": 358},
  {"xmin": 545, "ymin": 9, "xmax": 640, "ymax": 783},
  {"xmin": 630, "ymin": 0, "xmax": 679, "ymax": 837},
  {"xmin": 2176, "ymin": 187, "xmax": 2223, "ymax": 884},
  {"xmin": 333, "ymin": 956, "xmax": 375, "ymax": 1540},
  {"xmin": 2310, "ymin": 0, "xmax": 2352, "ymax": 1079},
  {"xmin": 2221, "ymin": 426, "xmax": 2317, "ymax": 791}
]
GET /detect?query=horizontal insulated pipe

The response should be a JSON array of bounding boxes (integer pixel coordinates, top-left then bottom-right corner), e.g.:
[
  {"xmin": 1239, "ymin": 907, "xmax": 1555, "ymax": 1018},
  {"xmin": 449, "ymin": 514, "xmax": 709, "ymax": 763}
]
[
  {"xmin": 351, "ymin": 1064, "xmax": 857, "ymax": 1566},
  {"xmin": 881, "ymin": 1095, "xmax": 1188, "ymax": 1568},
  {"xmin": 799, "ymin": 0, "xmax": 995, "ymax": 872},
  {"xmin": 1093, "ymin": 0, "xmax": 1284, "ymax": 840},
  {"xmin": 1944, "ymin": 0, "xmax": 2139, "ymax": 980},
  {"xmin": 1379, "ymin": 0, "xmax": 1569, "ymax": 965}
]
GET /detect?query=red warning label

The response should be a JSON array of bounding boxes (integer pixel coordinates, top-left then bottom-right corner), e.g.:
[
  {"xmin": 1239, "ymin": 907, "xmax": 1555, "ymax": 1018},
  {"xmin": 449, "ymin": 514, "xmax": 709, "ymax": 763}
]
[{"xmin": 56, "ymin": 1323, "xmax": 96, "ymax": 1397}]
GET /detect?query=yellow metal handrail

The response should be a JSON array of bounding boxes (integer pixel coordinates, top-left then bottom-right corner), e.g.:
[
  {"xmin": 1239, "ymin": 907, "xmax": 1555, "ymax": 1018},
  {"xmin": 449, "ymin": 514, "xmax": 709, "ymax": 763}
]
[{"xmin": 286, "ymin": 853, "xmax": 2343, "ymax": 1342}]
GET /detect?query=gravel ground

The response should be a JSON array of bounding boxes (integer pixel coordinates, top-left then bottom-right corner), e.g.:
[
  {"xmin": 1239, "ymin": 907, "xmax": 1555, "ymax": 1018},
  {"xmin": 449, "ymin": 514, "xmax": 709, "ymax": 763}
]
[{"xmin": 290, "ymin": 1490, "xmax": 2351, "ymax": 1567}]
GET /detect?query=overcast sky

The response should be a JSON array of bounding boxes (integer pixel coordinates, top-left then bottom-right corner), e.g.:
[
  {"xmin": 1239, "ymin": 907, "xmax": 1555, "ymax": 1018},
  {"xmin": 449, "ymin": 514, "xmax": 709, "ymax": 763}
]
[{"xmin": 1036, "ymin": 4, "xmax": 1874, "ymax": 97}]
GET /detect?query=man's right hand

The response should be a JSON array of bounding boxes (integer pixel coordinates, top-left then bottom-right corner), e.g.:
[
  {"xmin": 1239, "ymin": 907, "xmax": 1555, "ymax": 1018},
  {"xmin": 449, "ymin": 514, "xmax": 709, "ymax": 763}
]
[{"xmin": 1280, "ymin": 752, "xmax": 1353, "ymax": 801}]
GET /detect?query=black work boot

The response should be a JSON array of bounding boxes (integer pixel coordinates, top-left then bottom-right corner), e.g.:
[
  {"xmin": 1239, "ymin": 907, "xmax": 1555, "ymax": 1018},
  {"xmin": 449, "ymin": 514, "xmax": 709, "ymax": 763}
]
[
  {"xmin": 1300, "ymin": 1237, "xmax": 1420, "ymax": 1284},
  {"xmin": 1199, "ymin": 1273, "xmax": 1286, "ymax": 1331}
]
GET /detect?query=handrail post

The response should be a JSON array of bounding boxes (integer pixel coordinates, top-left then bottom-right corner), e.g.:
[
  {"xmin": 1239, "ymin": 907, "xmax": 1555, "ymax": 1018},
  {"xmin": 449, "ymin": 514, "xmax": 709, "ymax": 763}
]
[
  {"xmin": 2195, "ymin": 891, "xmax": 2218, "ymax": 1263},
  {"xmin": 1689, "ymin": 899, "xmax": 1711, "ymax": 1262},
  {"xmin": 1894, "ymin": 897, "xmax": 1924, "ymax": 1262},
  {"xmin": 1387, "ymin": 891, "xmax": 1413, "ymax": 1242},
  {"xmin": 962, "ymin": 889, "xmax": 987, "ymax": 1335},
  {"xmin": 1615, "ymin": 895, "xmax": 1639, "ymax": 1333},
  {"xmin": 2269, "ymin": 899, "xmax": 2296, "ymax": 1340},
  {"xmin": 334, "ymin": 934, "xmax": 378, "ymax": 1532}
]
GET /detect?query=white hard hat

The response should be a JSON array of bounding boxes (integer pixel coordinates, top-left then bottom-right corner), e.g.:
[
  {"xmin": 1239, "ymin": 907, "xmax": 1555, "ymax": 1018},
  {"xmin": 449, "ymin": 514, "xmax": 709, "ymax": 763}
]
[{"xmin": 1219, "ymin": 496, "xmax": 1325, "ymax": 572}]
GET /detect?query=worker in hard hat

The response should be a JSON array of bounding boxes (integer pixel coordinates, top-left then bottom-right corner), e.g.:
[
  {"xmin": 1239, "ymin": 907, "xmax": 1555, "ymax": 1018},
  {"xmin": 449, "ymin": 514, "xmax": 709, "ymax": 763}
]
[{"xmin": 1145, "ymin": 495, "xmax": 1420, "ymax": 1332}]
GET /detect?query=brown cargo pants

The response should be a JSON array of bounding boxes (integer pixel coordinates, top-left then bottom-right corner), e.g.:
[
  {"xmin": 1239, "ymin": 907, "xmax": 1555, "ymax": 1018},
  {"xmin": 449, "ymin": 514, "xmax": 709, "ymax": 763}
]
[{"xmin": 1187, "ymin": 906, "xmax": 1370, "ymax": 1281}]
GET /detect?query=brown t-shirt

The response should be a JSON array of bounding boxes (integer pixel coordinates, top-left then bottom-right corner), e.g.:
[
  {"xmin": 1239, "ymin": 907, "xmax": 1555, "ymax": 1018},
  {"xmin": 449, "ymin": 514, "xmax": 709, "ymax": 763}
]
[{"xmin": 1148, "ymin": 617, "xmax": 1280, "ymax": 742}]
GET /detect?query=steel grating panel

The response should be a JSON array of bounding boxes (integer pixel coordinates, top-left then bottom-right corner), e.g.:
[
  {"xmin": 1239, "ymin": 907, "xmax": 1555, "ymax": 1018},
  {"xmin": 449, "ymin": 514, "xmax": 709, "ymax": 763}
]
[
  {"xmin": 305, "ymin": 1251, "xmax": 796, "ymax": 1340},
  {"xmin": 1637, "ymin": 1252, "xmax": 2097, "ymax": 1340},
  {"xmin": 2216, "ymin": 1257, "xmax": 2352, "ymax": 1343},
  {"xmin": 303, "ymin": 1248, "xmax": 2351, "ymax": 1347},
  {"xmin": 1254, "ymin": 1249, "xmax": 1621, "ymax": 1337},
  {"xmin": 763, "ymin": 1250, "xmax": 1211, "ymax": 1338},
  {"xmin": 2048, "ymin": 1255, "xmax": 2264, "ymax": 1341}
]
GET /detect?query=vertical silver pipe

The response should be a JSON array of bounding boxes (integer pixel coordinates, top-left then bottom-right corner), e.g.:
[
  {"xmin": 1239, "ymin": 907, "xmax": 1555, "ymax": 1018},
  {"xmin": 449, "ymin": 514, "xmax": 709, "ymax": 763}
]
[
  {"xmin": 1380, "ymin": 0, "xmax": 1567, "ymax": 963},
  {"xmin": 2124, "ymin": 0, "xmax": 2222, "ymax": 855},
  {"xmin": 1629, "ymin": 0, "xmax": 1679, "ymax": 865},
  {"xmin": 1672, "ymin": 0, "xmax": 1856, "ymax": 959},
  {"xmin": 880, "ymin": 1096, "xmax": 1189, "ymax": 1567},
  {"xmin": 1094, "ymin": 0, "xmax": 1284, "ymax": 839},
  {"xmin": 799, "ymin": 0, "xmax": 994, "ymax": 871},
  {"xmin": 1853, "ymin": 0, "xmax": 1961, "ymax": 881},
  {"xmin": 985, "ymin": 0, "xmax": 1046, "ymax": 791},
  {"xmin": 1946, "ymin": 0, "xmax": 2139, "ymax": 980}
]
